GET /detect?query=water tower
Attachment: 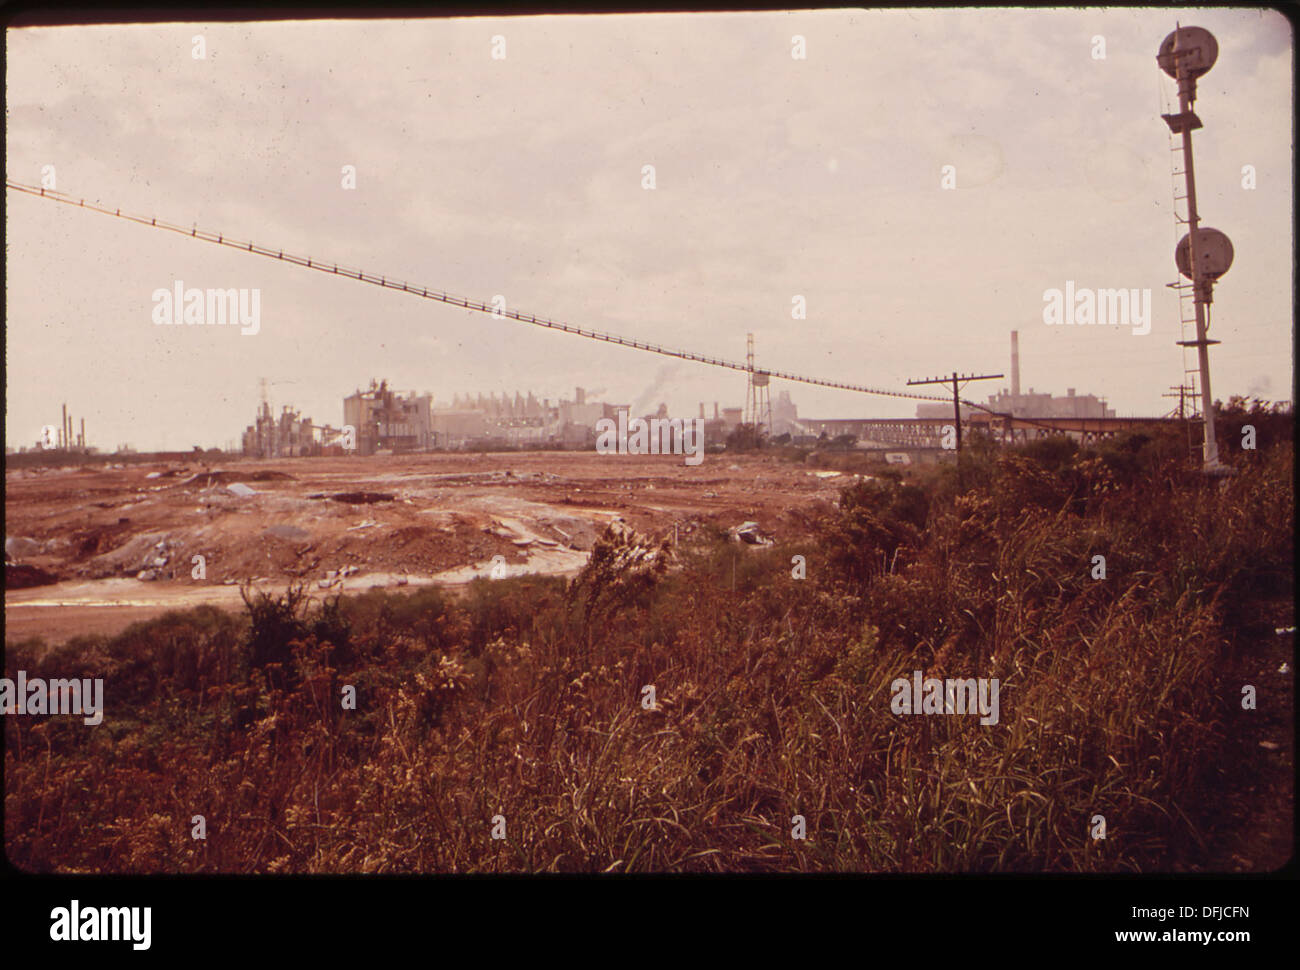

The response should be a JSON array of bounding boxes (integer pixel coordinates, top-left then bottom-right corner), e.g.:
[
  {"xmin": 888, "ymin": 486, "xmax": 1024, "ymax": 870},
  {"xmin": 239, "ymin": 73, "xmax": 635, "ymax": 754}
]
[{"xmin": 744, "ymin": 333, "xmax": 773, "ymax": 437}]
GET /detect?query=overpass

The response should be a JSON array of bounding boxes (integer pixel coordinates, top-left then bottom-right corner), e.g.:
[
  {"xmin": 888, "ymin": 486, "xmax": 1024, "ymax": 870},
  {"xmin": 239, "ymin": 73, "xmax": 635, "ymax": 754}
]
[{"xmin": 802, "ymin": 415, "xmax": 1181, "ymax": 448}]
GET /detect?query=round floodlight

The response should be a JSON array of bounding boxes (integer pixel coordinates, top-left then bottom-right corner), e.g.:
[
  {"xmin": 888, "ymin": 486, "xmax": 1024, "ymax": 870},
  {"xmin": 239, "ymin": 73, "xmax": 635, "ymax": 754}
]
[
  {"xmin": 1158, "ymin": 26, "xmax": 1219, "ymax": 79},
  {"xmin": 1176, "ymin": 228, "xmax": 1234, "ymax": 280}
]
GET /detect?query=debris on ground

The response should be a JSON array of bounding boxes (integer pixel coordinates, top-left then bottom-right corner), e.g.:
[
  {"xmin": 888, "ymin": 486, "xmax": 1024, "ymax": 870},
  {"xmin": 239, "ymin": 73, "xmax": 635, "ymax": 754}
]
[
  {"xmin": 728, "ymin": 520, "xmax": 773, "ymax": 545},
  {"xmin": 5, "ymin": 563, "xmax": 58, "ymax": 589},
  {"xmin": 5, "ymin": 536, "xmax": 44, "ymax": 560},
  {"xmin": 318, "ymin": 564, "xmax": 361, "ymax": 588},
  {"xmin": 183, "ymin": 470, "xmax": 294, "ymax": 487},
  {"xmin": 323, "ymin": 491, "xmax": 395, "ymax": 504}
]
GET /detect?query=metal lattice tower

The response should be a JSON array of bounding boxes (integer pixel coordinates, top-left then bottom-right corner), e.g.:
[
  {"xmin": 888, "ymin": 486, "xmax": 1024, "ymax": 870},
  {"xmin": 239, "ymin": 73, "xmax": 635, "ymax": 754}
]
[{"xmin": 744, "ymin": 333, "xmax": 772, "ymax": 438}]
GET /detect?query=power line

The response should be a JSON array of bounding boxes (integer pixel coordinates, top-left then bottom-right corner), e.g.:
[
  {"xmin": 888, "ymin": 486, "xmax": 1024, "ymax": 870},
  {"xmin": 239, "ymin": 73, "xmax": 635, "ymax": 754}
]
[
  {"xmin": 906, "ymin": 371, "xmax": 1003, "ymax": 485},
  {"xmin": 6, "ymin": 179, "xmax": 952, "ymax": 407}
]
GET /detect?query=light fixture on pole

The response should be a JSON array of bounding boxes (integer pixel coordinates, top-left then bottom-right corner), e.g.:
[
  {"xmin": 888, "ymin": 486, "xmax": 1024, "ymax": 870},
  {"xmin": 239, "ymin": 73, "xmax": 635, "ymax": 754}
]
[{"xmin": 1159, "ymin": 24, "xmax": 1234, "ymax": 473}]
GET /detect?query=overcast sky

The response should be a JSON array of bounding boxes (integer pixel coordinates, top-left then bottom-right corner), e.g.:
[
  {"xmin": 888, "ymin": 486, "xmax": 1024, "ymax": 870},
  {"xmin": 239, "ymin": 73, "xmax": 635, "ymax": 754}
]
[{"xmin": 6, "ymin": 8, "xmax": 1292, "ymax": 451}]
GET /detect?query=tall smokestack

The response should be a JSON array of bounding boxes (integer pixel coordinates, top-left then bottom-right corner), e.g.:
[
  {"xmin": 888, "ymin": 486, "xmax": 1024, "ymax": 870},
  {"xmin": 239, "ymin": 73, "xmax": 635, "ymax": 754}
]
[
  {"xmin": 699, "ymin": 402, "xmax": 705, "ymax": 419},
  {"xmin": 713, "ymin": 402, "xmax": 719, "ymax": 420},
  {"xmin": 80, "ymin": 417, "xmax": 85, "ymax": 449},
  {"xmin": 1010, "ymin": 331, "xmax": 1021, "ymax": 399},
  {"xmin": 61, "ymin": 404, "xmax": 68, "ymax": 450}
]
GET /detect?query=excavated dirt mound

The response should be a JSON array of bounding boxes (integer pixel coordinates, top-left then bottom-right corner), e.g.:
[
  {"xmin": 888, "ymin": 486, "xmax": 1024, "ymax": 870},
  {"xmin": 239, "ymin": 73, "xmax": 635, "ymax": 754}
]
[
  {"xmin": 72, "ymin": 520, "xmax": 137, "ymax": 559},
  {"xmin": 322, "ymin": 491, "xmax": 395, "ymax": 504},
  {"xmin": 182, "ymin": 470, "xmax": 296, "ymax": 486},
  {"xmin": 6, "ymin": 451, "xmax": 852, "ymax": 643},
  {"xmin": 5, "ymin": 563, "xmax": 59, "ymax": 590}
]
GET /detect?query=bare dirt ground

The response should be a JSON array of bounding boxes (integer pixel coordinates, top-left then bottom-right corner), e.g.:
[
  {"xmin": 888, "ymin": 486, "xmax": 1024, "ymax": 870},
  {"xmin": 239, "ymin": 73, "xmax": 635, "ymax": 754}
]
[{"xmin": 6, "ymin": 451, "xmax": 851, "ymax": 644}]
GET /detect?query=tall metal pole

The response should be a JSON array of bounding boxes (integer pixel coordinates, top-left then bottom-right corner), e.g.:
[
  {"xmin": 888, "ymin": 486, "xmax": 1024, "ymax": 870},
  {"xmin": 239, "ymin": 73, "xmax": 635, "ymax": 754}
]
[
  {"xmin": 745, "ymin": 332, "xmax": 756, "ymax": 431},
  {"xmin": 1174, "ymin": 36, "xmax": 1218, "ymax": 467},
  {"xmin": 1160, "ymin": 25, "xmax": 1233, "ymax": 472},
  {"xmin": 951, "ymin": 372, "xmax": 963, "ymax": 457}
]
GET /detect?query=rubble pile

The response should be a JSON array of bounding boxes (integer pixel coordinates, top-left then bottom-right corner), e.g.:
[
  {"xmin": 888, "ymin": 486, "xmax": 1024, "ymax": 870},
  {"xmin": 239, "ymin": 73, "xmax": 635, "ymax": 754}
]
[{"xmin": 728, "ymin": 520, "xmax": 774, "ymax": 546}]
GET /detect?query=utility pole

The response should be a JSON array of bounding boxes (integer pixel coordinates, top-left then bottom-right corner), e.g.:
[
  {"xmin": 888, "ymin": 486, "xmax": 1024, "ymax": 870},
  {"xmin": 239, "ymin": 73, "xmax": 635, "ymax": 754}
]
[
  {"xmin": 1162, "ymin": 383, "xmax": 1189, "ymax": 420},
  {"xmin": 1163, "ymin": 383, "xmax": 1197, "ymax": 460},
  {"xmin": 1159, "ymin": 24, "xmax": 1234, "ymax": 473},
  {"xmin": 906, "ymin": 371, "xmax": 1002, "ymax": 486}
]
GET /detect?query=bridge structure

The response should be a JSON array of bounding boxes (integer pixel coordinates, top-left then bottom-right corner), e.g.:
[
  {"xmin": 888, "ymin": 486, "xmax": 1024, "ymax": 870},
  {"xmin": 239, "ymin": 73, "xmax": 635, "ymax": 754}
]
[
  {"xmin": 802, "ymin": 415, "xmax": 1183, "ymax": 448},
  {"xmin": 8, "ymin": 179, "xmax": 1180, "ymax": 445},
  {"xmin": 5, "ymin": 179, "xmax": 956, "ymax": 412}
]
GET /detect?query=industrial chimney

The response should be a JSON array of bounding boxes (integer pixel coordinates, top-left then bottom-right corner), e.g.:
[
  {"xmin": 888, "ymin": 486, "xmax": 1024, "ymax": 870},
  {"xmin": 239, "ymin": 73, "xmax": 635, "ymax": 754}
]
[{"xmin": 1010, "ymin": 331, "xmax": 1021, "ymax": 400}]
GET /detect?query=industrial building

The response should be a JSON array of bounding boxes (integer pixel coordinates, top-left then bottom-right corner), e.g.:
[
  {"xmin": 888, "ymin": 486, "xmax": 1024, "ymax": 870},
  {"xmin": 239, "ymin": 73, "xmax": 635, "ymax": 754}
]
[
  {"xmin": 8, "ymin": 403, "xmax": 94, "ymax": 454},
  {"xmin": 916, "ymin": 331, "xmax": 1116, "ymax": 420},
  {"xmin": 429, "ymin": 410, "xmax": 488, "ymax": 448},
  {"xmin": 689, "ymin": 391, "xmax": 803, "ymax": 444},
  {"xmin": 437, "ymin": 387, "xmax": 634, "ymax": 448},
  {"xmin": 226, "ymin": 379, "xmax": 793, "ymax": 456},
  {"xmin": 241, "ymin": 402, "xmax": 320, "ymax": 458},
  {"xmin": 343, "ymin": 379, "xmax": 433, "ymax": 455},
  {"xmin": 449, "ymin": 391, "xmax": 548, "ymax": 422}
]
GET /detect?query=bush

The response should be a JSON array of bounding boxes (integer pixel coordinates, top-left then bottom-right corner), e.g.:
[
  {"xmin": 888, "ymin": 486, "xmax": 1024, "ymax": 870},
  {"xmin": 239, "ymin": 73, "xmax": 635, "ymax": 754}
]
[{"xmin": 6, "ymin": 437, "xmax": 1291, "ymax": 874}]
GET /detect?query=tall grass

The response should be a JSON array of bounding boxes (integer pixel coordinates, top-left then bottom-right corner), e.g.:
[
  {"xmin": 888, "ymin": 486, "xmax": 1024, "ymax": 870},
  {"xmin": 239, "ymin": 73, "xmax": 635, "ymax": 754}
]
[{"xmin": 5, "ymin": 425, "xmax": 1291, "ymax": 872}]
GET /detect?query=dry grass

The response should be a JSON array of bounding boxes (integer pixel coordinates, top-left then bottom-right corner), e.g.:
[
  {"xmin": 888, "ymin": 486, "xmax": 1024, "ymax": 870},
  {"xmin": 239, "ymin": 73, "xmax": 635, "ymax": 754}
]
[{"xmin": 5, "ymin": 417, "xmax": 1292, "ymax": 873}]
